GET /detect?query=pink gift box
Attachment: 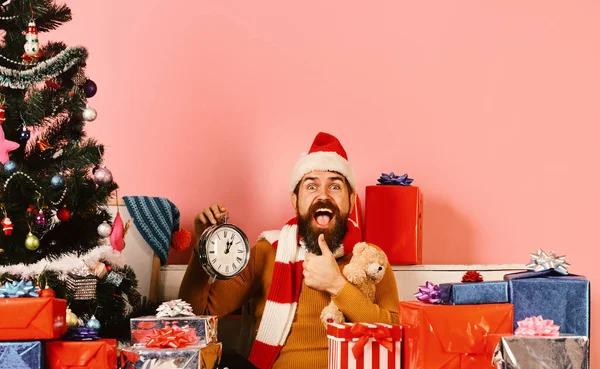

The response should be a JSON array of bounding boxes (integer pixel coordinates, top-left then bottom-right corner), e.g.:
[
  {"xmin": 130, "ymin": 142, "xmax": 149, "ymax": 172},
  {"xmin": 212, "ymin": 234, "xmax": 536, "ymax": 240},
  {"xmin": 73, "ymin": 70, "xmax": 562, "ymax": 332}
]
[{"xmin": 327, "ymin": 322, "xmax": 402, "ymax": 369}]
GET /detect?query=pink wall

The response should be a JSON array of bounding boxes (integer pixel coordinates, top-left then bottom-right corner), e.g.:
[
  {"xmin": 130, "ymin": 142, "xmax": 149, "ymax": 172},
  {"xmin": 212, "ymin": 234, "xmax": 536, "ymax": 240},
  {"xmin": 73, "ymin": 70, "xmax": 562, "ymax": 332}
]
[{"xmin": 56, "ymin": 0, "xmax": 598, "ymax": 361}]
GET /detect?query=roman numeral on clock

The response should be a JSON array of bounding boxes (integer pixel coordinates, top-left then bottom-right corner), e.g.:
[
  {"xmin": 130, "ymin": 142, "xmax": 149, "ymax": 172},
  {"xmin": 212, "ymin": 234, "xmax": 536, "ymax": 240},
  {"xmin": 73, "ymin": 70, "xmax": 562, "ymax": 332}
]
[
  {"xmin": 211, "ymin": 258, "xmax": 217, "ymax": 264},
  {"xmin": 236, "ymin": 256, "xmax": 243, "ymax": 263},
  {"xmin": 224, "ymin": 230, "xmax": 228, "ymax": 238},
  {"xmin": 233, "ymin": 263, "xmax": 237, "ymax": 270},
  {"xmin": 237, "ymin": 249, "xmax": 244, "ymax": 253},
  {"xmin": 225, "ymin": 266, "xmax": 229, "ymax": 273}
]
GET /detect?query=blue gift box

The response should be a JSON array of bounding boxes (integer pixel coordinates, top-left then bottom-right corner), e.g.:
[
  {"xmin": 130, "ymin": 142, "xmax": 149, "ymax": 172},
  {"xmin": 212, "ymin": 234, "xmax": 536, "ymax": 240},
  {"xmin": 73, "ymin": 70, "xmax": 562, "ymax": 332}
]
[
  {"xmin": 504, "ymin": 270, "xmax": 590, "ymax": 336},
  {"xmin": 0, "ymin": 341, "xmax": 43, "ymax": 369},
  {"xmin": 439, "ymin": 281, "xmax": 509, "ymax": 305}
]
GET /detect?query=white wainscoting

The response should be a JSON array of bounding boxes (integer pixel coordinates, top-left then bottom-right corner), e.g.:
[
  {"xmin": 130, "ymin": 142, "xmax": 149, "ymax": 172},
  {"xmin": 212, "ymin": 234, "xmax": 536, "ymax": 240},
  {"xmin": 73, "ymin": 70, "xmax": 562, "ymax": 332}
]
[{"xmin": 159, "ymin": 264, "xmax": 527, "ymax": 302}]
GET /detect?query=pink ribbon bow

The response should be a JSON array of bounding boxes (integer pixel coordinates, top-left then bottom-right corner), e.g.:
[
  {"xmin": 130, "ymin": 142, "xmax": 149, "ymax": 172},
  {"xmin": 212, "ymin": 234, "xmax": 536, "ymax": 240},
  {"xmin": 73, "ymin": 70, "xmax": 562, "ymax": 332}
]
[
  {"xmin": 514, "ymin": 315, "xmax": 560, "ymax": 336},
  {"xmin": 350, "ymin": 323, "xmax": 394, "ymax": 360}
]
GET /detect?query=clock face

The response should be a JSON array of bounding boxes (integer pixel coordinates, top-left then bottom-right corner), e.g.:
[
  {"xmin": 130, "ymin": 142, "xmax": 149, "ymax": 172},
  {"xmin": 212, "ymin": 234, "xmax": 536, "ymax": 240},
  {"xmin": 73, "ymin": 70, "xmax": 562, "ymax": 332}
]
[{"xmin": 205, "ymin": 225, "xmax": 249, "ymax": 278}]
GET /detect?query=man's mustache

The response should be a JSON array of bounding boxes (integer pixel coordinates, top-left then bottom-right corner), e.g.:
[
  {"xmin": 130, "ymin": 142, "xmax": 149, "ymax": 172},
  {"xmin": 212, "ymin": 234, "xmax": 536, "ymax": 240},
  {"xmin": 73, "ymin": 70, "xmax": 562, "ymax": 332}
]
[{"xmin": 309, "ymin": 200, "xmax": 339, "ymax": 214}]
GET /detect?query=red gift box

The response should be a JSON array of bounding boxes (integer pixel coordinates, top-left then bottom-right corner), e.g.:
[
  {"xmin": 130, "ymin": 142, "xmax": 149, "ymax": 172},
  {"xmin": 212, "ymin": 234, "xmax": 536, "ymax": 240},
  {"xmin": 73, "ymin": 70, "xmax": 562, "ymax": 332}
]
[
  {"xmin": 327, "ymin": 322, "xmax": 402, "ymax": 369},
  {"xmin": 102, "ymin": 339, "xmax": 117, "ymax": 369},
  {"xmin": 0, "ymin": 297, "xmax": 67, "ymax": 340},
  {"xmin": 399, "ymin": 301, "xmax": 513, "ymax": 369},
  {"xmin": 364, "ymin": 185, "xmax": 422, "ymax": 265},
  {"xmin": 46, "ymin": 340, "xmax": 110, "ymax": 369}
]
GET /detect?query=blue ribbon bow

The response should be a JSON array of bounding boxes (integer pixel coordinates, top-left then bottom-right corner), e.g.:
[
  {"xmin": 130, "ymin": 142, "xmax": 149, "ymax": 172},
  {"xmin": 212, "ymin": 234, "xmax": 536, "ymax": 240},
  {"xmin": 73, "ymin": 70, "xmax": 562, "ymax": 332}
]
[
  {"xmin": 0, "ymin": 280, "xmax": 40, "ymax": 297},
  {"xmin": 377, "ymin": 172, "xmax": 414, "ymax": 186}
]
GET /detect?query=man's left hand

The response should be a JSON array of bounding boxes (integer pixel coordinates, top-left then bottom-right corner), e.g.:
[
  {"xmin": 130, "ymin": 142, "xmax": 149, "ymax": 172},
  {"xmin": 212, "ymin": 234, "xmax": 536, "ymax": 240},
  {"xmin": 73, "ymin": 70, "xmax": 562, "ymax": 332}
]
[{"xmin": 303, "ymin": 234, "xmax": 347, "ymax": 295}]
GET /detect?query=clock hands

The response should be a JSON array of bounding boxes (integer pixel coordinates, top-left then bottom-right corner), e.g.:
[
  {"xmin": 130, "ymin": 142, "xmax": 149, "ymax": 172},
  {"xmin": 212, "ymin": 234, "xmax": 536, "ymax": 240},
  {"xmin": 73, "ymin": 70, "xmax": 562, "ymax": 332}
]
[{"xmin": 224, "ymin": 233, "xmax": 235, "ymax": 254}]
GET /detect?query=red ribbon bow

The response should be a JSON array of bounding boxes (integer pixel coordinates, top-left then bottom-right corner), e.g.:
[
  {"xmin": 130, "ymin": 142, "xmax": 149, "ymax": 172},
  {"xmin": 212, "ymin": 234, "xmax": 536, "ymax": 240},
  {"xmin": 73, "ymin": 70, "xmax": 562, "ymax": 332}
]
[
  {"xmin": 462, "ymin": 270, "xmax": 483, "ymax": 283},
  {"xmin": 45, "ymin": 80, "xmax": 60, "ymax": 89},
  {"xmin": 144, "ymin": 325, "xmax": 199, "ymax": 348},
  {"xmin": 350, "ymin": 323, "xmax": 394, "ymax": 360}
]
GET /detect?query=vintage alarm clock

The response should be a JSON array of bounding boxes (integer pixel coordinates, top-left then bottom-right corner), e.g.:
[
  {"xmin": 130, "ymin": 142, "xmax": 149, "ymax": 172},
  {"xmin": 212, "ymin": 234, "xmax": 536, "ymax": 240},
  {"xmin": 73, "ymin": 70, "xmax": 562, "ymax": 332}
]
[{"xmin": 197, "ymin": 214, "xmax": 250, "ymax": 283}]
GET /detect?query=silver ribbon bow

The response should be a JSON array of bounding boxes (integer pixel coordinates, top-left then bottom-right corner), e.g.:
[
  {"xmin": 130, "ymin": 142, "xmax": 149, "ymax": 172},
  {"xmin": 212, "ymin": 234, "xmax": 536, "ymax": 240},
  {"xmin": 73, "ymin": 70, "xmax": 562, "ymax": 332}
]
[
  {"xmin": 156, "ymin": 299, "xmax": 195, "ymax": 318},
  {"xmin": 526, "ymin": 249, "xmax": 570, "ymax": 275}
]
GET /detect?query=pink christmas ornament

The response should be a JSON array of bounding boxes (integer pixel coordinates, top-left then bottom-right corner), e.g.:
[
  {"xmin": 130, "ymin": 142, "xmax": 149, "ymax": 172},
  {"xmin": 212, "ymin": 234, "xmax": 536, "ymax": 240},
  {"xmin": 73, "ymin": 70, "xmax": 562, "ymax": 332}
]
[
  {"xmin": 0, "ymin": 127, "xmax": 19, "ymax": 164},
  {"xmin": 110, "ymin": 212, "xmax": 125, "ymax": 252}
]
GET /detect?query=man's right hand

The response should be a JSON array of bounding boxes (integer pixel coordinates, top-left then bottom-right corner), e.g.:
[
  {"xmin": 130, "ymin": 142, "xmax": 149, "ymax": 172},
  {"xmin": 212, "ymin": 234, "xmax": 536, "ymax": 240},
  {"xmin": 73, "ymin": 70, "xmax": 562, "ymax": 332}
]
[{"xmin": 194, "ymin": 203, "xmax": 228, "ymax": 238}]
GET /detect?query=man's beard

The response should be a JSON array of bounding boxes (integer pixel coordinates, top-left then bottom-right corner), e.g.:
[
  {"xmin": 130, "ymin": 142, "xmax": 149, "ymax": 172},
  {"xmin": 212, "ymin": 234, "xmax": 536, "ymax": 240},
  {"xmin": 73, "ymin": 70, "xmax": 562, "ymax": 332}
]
[{"xmin": 297, "ymin": 199, "xmax": 349, "ymax": 255}]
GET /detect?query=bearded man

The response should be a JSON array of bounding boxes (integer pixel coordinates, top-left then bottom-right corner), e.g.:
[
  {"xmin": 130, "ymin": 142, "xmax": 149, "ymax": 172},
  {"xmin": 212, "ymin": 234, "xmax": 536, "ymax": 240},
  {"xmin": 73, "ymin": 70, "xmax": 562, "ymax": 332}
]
[{"xmin": 179, "ymin": 132, "xmax": 399, "ymax": 369}]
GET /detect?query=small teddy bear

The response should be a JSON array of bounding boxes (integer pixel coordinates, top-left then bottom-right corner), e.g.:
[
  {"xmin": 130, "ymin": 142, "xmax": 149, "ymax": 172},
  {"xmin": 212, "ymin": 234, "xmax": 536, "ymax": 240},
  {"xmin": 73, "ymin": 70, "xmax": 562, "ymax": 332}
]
[{"xmin": 320, "ymin": 242, "xmax": 389, "ymax": 326}]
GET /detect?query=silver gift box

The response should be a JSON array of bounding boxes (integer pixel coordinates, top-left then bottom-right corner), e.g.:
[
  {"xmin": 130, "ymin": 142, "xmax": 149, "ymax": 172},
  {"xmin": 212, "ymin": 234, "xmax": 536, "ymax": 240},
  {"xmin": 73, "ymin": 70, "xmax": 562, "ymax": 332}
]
[
  {"xmin": 492, "ymin": 335, "xmax": 589, "ymax": 369},
  {"xmin": 120, "ymin": 344, "xmax": 222, "ymax": 369}
]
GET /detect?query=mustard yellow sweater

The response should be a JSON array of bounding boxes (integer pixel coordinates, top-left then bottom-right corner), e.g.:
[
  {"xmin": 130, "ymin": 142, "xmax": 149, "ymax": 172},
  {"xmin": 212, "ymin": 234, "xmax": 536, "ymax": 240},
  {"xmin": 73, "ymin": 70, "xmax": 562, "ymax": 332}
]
[{"xmin": 179, "ymin": 238, "xmax": 399, "ymax": 369}]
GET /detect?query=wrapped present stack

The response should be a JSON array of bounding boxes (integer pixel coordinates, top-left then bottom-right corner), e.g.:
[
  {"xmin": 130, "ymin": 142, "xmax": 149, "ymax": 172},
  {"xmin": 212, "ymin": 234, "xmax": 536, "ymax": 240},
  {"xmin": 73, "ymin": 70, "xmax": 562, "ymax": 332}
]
[
  {"xmin": 0, "ymin": 279, "xmax": 117, "ymax": 368},
  {"xmin": 398, "ymin": 249, "xmax": 590, "ymax": 369},
  {"xmin": 489, "ymin": 249, "xmax": 590, "ymax": 368},
  {"xmin": 121, "ymin": 299, "xmax": 222, "ymax": 369},
  {"xmin": 364, "ymin": 172, "xmax": 591, "ymax": 367},
  {"xmin": 0, "ymin": 279, "xmax": 62, "ymax": 369},
  {"xmin": 400, "ymin": 271, "xmax": 514, "ymax": 369}
]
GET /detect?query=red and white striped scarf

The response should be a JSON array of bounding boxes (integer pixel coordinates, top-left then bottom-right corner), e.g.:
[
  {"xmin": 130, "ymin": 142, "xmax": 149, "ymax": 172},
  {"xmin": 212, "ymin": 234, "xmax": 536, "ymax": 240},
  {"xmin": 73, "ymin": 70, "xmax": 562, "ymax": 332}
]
[{"xmin": 248, "ymin": 198, "xmax": 362, "ymax": 369}]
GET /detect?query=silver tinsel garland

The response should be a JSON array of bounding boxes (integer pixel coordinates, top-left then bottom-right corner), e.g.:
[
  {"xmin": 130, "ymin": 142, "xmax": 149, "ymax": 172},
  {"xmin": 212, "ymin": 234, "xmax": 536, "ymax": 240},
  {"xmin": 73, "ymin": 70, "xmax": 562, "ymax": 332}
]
[{"xmin": 0, "ymin": 46, "xmax": 88, "ymax": 89}]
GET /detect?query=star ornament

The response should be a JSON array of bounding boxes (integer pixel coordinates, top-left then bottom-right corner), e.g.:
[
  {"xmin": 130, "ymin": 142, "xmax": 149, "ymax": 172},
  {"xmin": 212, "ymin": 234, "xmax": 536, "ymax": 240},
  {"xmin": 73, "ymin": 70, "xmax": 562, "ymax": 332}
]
[{"xmin": 0, "ymin": 127, "xmax": 19, "ymax": 164}]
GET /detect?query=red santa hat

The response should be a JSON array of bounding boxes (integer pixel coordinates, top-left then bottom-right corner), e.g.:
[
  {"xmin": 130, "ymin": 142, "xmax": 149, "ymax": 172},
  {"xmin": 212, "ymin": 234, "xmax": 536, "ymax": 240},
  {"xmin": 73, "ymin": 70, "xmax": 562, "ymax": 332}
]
[
  {"xmin": 26, "ymin": 21, "xmax": 38, "ymax": 35},
  {"xmin": 289, "ymin": 132, "xmax": 357, "ymax": 192}
]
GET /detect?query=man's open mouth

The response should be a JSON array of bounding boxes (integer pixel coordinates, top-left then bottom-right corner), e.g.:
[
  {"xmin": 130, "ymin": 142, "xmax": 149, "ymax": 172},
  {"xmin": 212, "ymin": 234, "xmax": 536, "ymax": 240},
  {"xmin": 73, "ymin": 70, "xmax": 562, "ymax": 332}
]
[{"xmin": 313, "ymin": 208, "xmax": 334, "ymax": 227}]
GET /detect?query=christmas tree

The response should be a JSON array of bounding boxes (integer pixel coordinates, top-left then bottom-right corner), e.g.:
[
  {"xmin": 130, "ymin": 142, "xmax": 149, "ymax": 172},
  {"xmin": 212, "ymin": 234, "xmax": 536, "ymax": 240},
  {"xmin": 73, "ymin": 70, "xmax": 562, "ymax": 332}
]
[{"xmin": 0, "ymin": 0, "xmax": 144, "ymax": 339}]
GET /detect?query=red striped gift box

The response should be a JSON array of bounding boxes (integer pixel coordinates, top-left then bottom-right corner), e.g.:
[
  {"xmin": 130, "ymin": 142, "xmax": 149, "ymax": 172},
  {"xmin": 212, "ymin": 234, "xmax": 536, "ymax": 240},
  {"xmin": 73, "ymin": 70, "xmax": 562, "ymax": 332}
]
[{"xmin": 327, "ymin": 322, "xmax": 402, "ymax": 369}]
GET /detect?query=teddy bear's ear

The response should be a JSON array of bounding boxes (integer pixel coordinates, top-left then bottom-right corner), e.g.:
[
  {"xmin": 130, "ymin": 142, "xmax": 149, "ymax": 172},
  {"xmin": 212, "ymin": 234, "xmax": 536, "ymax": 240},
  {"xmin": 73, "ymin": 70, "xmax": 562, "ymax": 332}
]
[
  {"xmin": 343, "ymin": 263, "xmax": 368, "ymax": 285},
  {"xmin": 377, "ymin": 249, "xmax": 390, "ymax": 266},
  {"xmin": 352, "ymin": 242, "xmax": 368, "ymax": 255}
]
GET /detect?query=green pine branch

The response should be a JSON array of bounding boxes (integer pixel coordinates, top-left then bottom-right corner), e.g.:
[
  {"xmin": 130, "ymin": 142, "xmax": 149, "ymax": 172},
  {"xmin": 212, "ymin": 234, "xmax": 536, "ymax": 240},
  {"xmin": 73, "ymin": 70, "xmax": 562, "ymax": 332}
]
[
  {"xmin": 1, "ymin": 1, "xmax": 72, "ymax": 64},
  {"xmin": 0, "ymin": 0, "xmax": 141, "ymax": 341},
  {"xmin": 33, "ymin": 0, "xmax": 72, "ymax": 32}
]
